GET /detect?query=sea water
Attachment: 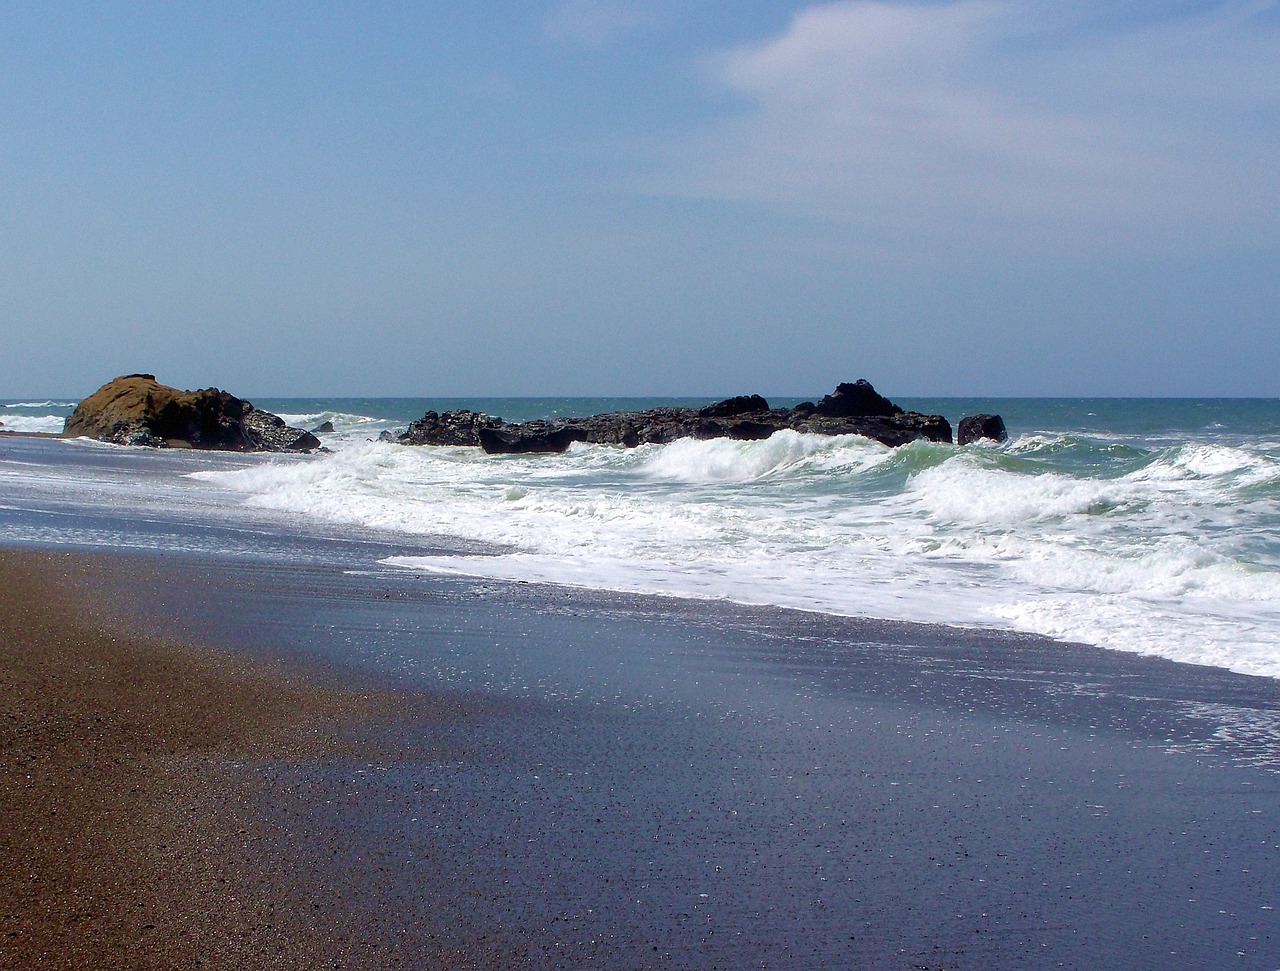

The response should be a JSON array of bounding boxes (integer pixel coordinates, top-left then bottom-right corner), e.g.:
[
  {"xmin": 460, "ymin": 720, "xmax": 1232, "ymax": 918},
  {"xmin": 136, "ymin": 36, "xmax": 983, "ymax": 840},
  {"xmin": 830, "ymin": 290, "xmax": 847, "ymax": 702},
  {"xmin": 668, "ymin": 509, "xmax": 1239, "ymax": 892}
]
[{"xmin": 5, "ymin": 394, "xmax": 1279, "ymax": 678}]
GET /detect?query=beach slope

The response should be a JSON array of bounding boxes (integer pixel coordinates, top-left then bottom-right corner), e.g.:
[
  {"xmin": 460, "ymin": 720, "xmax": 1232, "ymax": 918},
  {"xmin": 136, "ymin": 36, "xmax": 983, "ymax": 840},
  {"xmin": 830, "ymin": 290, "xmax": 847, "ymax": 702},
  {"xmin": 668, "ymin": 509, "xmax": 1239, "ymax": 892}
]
[{"xmin": 0, "ymin": 548, "xmax": 410, "ymax": 970}]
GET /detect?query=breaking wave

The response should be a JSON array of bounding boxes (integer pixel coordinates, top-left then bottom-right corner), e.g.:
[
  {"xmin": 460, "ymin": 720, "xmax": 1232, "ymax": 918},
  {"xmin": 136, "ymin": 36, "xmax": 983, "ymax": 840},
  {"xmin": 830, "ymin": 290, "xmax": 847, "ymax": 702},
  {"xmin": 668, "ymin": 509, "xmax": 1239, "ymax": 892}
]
[{"xmin": 194, "ymin": 424, "xmax": 1280, "ymax": 678}]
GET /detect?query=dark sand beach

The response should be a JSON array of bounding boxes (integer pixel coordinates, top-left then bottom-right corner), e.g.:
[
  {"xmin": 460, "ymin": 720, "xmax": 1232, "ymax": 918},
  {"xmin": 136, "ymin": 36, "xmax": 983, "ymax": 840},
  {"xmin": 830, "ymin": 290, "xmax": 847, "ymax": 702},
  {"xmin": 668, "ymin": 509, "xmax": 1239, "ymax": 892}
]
[
  {"xmin": 0, "ymin": 548, "xmax": 466, "ymax": 970},
  {"xmin": 4, "ymin": 542, "xmax": 1280, "ymax": 969}
]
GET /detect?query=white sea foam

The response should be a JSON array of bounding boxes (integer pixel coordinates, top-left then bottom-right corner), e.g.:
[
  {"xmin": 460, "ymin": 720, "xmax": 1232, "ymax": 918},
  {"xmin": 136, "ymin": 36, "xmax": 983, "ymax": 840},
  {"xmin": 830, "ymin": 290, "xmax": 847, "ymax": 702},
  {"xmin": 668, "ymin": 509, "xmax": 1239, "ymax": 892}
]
[
  {"xmin": 272, "ymin": 411, "xmax": 405, "ymax": 445},
  {"xmin": 1133, "ymin": 443, "xmax": 1280, "ymax": 485},
  {"xmin": 0, "ymin": 414, "xmax": 67, "ymax": 434},
  {"xmin": 1167, "ymin": 702, "xmax": 1280, "ymax": 770},
  {"xmin": 193, "ymin": 430, "xmax": 1280, "ymax": 679},
  {"xmin": 908, "ymin": 461, "xmax": 1130, "ymax": 524},
  {"xmin": 641, "ymin": 431, "xmax": 894, "ymax": 482}
]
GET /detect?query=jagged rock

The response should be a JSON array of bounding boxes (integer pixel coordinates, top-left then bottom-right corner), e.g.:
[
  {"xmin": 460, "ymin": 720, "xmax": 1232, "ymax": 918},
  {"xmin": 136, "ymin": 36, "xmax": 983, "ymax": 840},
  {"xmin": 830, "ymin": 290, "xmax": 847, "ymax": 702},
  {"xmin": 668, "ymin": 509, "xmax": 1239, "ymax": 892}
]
[
  {"xmin": 310, "ymin": 420, "xmax": 335, "ymax": 434},
  {"xmin": 390, "ymin": 409, "xmax": 500, "ymax": 447},
  {"xmin": 567, "ymin": 409, "xmax": 714, "ymax": 447},
  {"xmin": 722, "ymin": 419, "xmax": 781, "ymax": 441},
  {"xmin": 242, "ymin": 409, "xmax": 322, "ymax": 452},
  {"xmin": 381, "ymin": 379, "xmax": 957, "ymax": 454},
  {"xmin": 814, "ymin": 380, "xmax": 903, "ymax": 418},
  {"xmin": 63, "ymin": 374, "xmax": 319, "ymax": 452},
  {"xmin": 699, "ymin": 394, "xmax": 771, "ymax": 418},
  {"xmin": 793, "ymin": 412, "xmax": 952, "ymax": 447},
  {"xmin": 107, "ymin": 421, "xmax": 162, "ymax": 447},
  {"xmin": 958, "ymin": 413, "xmax": 1008, "ymax": 446}
]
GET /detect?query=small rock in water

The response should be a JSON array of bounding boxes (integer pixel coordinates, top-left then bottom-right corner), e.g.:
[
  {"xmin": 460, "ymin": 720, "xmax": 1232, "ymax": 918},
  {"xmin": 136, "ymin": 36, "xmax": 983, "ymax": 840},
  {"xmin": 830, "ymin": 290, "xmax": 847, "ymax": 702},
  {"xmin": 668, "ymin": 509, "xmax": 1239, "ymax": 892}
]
[{"xmin": 957, "ymin": 414, "xmax": 1008, "ymax": 446}]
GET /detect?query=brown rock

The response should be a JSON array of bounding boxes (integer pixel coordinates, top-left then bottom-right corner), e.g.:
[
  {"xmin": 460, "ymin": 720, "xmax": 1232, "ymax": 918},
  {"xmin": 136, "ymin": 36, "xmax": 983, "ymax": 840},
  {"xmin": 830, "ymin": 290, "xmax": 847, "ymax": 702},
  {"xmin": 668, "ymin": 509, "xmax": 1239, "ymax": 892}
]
[{"xmin": 63, "ymin": 374, "xmax": 320, "ymax": 452}]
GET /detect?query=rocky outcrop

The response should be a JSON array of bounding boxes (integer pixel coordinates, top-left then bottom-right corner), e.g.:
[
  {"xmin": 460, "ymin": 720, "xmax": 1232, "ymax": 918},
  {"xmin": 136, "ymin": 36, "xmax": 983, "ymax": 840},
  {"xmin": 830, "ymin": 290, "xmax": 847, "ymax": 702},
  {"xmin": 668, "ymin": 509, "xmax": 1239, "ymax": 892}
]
[
  {"xmin": 63, "ymin": 375, "xmax": 320, "ymax": 452},
  {"xmin": 386, "ymin": 380, "xmax": 962, "ymax": 454},
  {"xmin": 957, "ymin": 413, "xmax": 1008, "ymax": 446},
  {"xmin": 382, "ymin": 409, "xmax": 502, "ymax": 447},
  {"xmin": 242, "ymin": 408, "xmax": 322, "ymax": 452},
  {"xmin": 792, "ymin": 411, "xmax": 954, "ymax": 448},
  {"xmin": 478, "ymin": 422, "xmax": 581, "ymax": 454},
  {"xmin": 699, "ymin": 394, "xmax": 771, "ymax": 418},
  {"xmin": 812, "ymin": 379, "xmax": 902, "ymax": 418}
]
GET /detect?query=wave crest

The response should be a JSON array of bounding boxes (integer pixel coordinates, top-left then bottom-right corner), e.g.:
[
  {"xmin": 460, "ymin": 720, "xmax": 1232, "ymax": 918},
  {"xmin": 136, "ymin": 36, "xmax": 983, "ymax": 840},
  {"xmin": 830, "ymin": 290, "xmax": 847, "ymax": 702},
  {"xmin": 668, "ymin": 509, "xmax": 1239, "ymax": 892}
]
[{"xmin": 191, "ymin": 427, "xmax": 1280, "ymax": 678}]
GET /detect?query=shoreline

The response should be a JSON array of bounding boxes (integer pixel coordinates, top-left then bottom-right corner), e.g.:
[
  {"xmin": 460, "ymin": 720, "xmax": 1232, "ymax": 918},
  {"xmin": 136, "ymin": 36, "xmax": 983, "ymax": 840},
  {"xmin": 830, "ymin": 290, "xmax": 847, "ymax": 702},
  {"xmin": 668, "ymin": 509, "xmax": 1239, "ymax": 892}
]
[{"xmin": 4, "ymin": 528, "xmax": 1280, "ymax": 965}]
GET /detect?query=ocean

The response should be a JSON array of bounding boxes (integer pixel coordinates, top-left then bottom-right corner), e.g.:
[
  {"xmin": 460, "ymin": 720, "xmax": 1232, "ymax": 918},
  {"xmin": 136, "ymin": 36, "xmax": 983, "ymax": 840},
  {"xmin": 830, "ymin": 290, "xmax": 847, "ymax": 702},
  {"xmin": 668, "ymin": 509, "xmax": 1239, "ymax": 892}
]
[{"xmin": 4, "ymin": 394, "xmax": 1279, "ymax": 679}]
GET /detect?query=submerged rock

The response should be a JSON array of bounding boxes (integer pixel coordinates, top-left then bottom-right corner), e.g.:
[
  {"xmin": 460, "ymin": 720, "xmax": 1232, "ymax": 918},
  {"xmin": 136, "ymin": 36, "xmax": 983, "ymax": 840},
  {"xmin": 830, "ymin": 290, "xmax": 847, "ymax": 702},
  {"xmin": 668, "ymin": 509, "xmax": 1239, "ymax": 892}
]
[
  {"xmin": 389, "ymin": 380, "xmax": 959, "ymax": 454},
  {"xmin": 63, "ymin": 374, "xmax": 320, "ymax": 452}
]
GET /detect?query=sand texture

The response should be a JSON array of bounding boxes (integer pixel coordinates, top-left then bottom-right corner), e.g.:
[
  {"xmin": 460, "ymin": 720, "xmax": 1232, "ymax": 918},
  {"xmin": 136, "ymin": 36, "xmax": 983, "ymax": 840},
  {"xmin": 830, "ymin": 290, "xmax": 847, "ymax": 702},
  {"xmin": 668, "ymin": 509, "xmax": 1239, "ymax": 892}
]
[{"xmin": 0, "ymin": 548, "xmax": 424, "ymax": 970}]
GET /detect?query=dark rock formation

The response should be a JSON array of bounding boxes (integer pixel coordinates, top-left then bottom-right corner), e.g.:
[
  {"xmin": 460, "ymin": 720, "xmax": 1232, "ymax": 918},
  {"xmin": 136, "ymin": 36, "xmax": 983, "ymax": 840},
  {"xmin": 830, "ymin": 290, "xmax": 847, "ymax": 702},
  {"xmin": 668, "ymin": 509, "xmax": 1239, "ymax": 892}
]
[
  {"xmin": 699, "ymin": 394, "xmax": 771, "ymax": 419},
  {"xmin": 814, "ymin": 379, "xmax": 902, "ymax": 418},
  {"xmin": 384, "ymin": 409, "xmax": 500, "ymax": 447},
  {"xmin": 793, "ymin": 412, "xmax": 953, "ymax": 448},
  {"xmin": 958, "ymin": 413, "xmax": 1008, "ymax": 446},
  {"xmin": 242, "ymin": 409, "xmax": 322, "ymax": 452},
  {"xmin": 387, "ymin": 380, "xmax": 957, "ymax": 455},
  {"xmin": 63, "ymin": 374, "xmax": 320, "ymax": 452},
  {"xmin": 310, "ymin": 420, "xmax": 335, "ymax": 434},
  {"xmin": 478, "ymin": 422, "xmax": 581, "ymax": 454}
]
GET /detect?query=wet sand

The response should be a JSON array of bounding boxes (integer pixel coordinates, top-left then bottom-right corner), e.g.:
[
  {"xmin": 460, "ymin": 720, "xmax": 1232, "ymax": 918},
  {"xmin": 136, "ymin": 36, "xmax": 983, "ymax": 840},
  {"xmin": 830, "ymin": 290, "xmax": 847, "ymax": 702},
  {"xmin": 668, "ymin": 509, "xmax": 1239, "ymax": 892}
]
[{"xmin": 5, "ymin": 545, "xmax": 1280, "ymax": 969}]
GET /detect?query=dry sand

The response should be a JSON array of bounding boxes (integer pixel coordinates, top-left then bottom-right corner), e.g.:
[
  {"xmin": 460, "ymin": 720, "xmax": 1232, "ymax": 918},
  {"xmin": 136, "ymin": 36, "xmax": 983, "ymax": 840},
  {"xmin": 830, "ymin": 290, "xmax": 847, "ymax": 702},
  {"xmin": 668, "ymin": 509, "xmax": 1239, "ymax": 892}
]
[{"xmin": 0, "ymin": 547, "xmax": 433, "ymax": 970}]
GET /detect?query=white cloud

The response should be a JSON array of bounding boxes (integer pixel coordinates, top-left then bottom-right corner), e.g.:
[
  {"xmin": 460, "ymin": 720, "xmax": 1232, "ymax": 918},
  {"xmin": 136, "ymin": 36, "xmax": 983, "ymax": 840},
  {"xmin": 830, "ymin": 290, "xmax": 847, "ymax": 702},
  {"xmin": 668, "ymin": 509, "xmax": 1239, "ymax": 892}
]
[
  {"xmin": 545, "ymin": 0, "xmax": 656, "ymax": 47},
  {"xmin": 647, "ymin": 1, "xmax": 1280, "ymax": 258}
]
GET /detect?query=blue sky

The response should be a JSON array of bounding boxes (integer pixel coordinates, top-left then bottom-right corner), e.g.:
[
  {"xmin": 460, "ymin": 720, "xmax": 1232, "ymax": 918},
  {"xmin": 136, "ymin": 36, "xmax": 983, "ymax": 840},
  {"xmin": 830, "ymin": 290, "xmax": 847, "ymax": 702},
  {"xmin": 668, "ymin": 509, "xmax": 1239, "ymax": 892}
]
[{"xmin": 2, "ymin": 1, "xmax": 1277, "ymax": 397}]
